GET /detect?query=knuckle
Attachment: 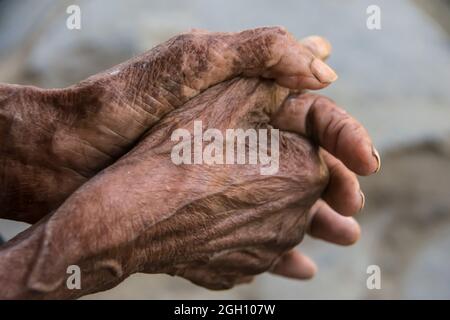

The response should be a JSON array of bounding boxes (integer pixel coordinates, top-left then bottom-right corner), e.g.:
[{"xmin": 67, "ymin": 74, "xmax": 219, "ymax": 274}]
[
  {"xmin": 237, "ymin": 26, "xmax": 291, "ymax": 70},
  {"xmin": 265, "ymin": 25, "xmax": 289, "ymax": 37},
  {"xmin": 250, "ymin": 26, "xmax": 289, "ymax": 41},
  {"xmin": 172, "ymin": 32, "xmax": 200, "ymax": 45},
  {"xmin": 286, "ymin": 94, "xmax": 316, "ymax": 114},
  {"xmin": 314, "ymin": 95, "xmax": 335, "ymax": 106},
  {"xmin": 279, "ymin": 133, "xmax": 329, "ymax": 192},
  {"xmin": 283, "ymin": 97, "xmax": 301, "ymax": 116},
  {"xmin": 277, "ymin": 223, "xmax": 305, "ymax": 249},
  {"xmin": 240, "ymin": 250, "xmax": 279, "ymax": 275},
  {"xmin": 278, "ymin": 235, "xmax": 302, "ymax": 251}
]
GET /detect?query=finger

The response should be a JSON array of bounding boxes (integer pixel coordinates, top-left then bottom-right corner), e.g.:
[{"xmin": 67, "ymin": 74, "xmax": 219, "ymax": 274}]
[
  {"xmin": 321, "ymin": 150, "xmax": 364, "ymax": 216},
  {"xmin": 185, "ymin": 27, "xmax": 338, "ymax": 92},
  {"xmin": 270, "ymin": 249, "xmax": 317, "ymax": 280},
  {"xmin": 268, "ymin": 34, "xmax": 333, "ymax": 89},
  {"xmin": 231, "ymin": 27, "xmax": 337, "ymax": 88},
  {"xmin": 308, "ymin": 200, "xmax": 361, "ymax": 245},
  {"xmin": 271, "ymin": 93, "xmax": 381, "ymax": 175},
  {"xmin": 300, "ymin": 35, "xmax": 332, "ymax": 60}
]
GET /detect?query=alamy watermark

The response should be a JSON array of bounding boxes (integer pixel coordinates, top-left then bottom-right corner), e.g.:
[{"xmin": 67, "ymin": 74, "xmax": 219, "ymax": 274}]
[
  {"xmin": 170, "ymin": 121, "xmax": 280, "ymax": 175},
  {"xmin": 66, "ymin": 5, "xmax": 81, "ymax": 30},
  {"xmin": 66, "ymin": 265, "xmax": 81, "ymax": 290},
  {"xmin": 366, "ymin": 5, "xmax": 381, "ymax": 30},
  {"xmin": 366, "ymin": 264, "xmax": 381, "ymax": 290}
]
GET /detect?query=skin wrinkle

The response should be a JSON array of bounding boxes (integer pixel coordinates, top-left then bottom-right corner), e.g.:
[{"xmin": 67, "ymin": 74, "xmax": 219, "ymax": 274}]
[
  {"xmin": 327, "ymin": 116, "xmax": 346, "ymax": 156},
  {"xmin": 54, "ymin": 130, "xmax": 115, "ymax": 160},
  {"xmin": 165, "ymin": 77, "xmax": 199, "ymax": 99},
  {"xmin": 107, "ymin": 86, "xmax": 153, "ymax": 130},
  {"xmin": 165, "ymin": 191, "xmax": 302, "ymax": 249},
  {"xmin": 129, "ymin": 63, "xmax": 150, "ymax": 108},
  {"xmin": 112, "ymin": 171, "xmax": 300, "ymax": 252},
  {"xmin": 97, "ymin": 124, "xmax": 130, "ymax": 145},
  {"xmin": 158, "ymin": 82, "xmax": 185, "ymax": 107},
  {"xmin": 308, "ymin": 97, "xmax": 354, "ymax": 162},
  {"xmin": 304, "ymin": 95, "xmax": 323, "ymax": 145},
  {"xmin": 130, "ymin": 87, "xmax": 170, "ymax": 122}
]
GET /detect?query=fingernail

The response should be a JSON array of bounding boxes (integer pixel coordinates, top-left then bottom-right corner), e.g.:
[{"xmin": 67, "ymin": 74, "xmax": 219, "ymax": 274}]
[
  {"xmin": 310, "ymin": 58, "xmax": 338, "ymax": 83},
  {"xmin": 372, "ymin": 147, "xmax": 381, "ymax": 173},
  {"xmin": 359, "ymin": 190, "xmax": 365, "ymax": 212}
]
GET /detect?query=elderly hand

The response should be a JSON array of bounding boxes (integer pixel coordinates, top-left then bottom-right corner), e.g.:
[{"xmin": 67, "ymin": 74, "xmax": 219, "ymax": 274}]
[{"xmin": 0, "ymin": 76, "xmax": 378, "ymax": 298}]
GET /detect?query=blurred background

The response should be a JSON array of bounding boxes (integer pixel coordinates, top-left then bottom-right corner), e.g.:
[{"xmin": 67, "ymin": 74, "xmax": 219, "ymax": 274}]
[{"xmin": 0, "ymin": 0, "xmax": 449, "ymax": 299}]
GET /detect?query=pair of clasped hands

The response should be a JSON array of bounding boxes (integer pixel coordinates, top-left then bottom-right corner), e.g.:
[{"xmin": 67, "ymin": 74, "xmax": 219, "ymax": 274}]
[{"xmin": 0, "ymin": 27, "xmax": 380, "ymax": 299}]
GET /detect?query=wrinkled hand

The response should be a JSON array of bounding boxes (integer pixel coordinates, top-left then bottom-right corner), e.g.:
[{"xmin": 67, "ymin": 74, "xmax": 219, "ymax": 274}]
[
  {"xmin": 0, "ymin": 27, "xmax": 337, "ymax": 223},
  {"xmin": 0, "ymin": 27, "xmax": 380, "ymax": 299},
  {"xmin": 0, "ymin": 75, "xmax": 378, "ymax": 298}
]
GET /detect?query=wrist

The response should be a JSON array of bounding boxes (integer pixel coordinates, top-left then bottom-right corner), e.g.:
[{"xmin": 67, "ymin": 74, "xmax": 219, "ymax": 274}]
[
  {"xmin": 0, "ymin": 220, "xmax": 122, "ymax": 299},
  {"xmin": 0, "ymin": 223, "xmax": 43, "ymax": 299}
]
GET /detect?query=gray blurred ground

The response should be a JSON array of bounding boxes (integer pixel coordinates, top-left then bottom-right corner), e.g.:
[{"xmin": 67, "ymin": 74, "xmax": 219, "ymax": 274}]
[{"xmin": 0, "ymin": 0, "xmax": 449, "ymax": 299}]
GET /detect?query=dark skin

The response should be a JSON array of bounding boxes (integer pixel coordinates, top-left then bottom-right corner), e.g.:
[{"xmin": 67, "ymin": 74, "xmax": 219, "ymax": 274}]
[{"xmin": 0, "ymin": 27, "xmax": 380, "ymax": 299}]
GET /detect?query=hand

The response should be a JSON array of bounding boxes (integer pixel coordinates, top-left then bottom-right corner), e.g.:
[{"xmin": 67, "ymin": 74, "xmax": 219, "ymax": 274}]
[
  {"xmin": 0, "ymin": 75, "xmax": 378, "ymax": 298},
  {"xmin": 0, "ymin": 27, "xmax": 337, "ymax": 223}
]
